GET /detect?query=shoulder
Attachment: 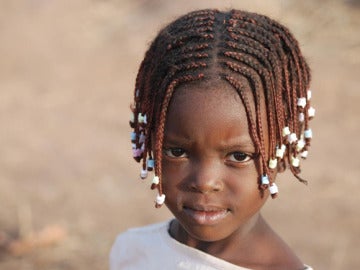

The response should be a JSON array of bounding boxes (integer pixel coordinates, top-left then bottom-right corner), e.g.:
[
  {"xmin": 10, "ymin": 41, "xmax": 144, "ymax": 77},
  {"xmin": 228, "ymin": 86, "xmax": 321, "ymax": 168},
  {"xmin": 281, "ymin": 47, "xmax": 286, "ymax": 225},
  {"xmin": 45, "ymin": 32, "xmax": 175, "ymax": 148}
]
[
  {"xmin": 109, "ymin": 220, "xmax": 170, "ymax": 269},
  {"xmin": 111, "ymin": 220, "xmax": 169, "ymax": 252}
]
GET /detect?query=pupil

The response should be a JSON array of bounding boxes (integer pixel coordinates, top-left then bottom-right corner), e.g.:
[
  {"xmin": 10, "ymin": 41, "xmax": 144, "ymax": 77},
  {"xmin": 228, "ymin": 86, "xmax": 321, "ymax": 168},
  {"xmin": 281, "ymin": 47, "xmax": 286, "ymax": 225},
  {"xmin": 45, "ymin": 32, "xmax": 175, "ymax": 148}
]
[
  {"xmin": 172, "ymin": 148, "xmax": 184, "ymax": 157},
  {"xmin": 234, "ymin": 152, "xmax": 246, "ymax": 161}
]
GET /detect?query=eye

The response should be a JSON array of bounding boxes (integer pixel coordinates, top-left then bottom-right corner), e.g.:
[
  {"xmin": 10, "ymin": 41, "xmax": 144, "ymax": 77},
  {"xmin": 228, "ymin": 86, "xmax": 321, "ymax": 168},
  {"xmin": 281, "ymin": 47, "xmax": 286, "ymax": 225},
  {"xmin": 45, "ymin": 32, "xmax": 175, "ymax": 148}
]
[
  {"xmin": 227, "ymin": 152, "xmax": 252, "ymax": 163},
  {"xmin": 164, "ymin": 148, "xmax": 188, "ymax": 158}
]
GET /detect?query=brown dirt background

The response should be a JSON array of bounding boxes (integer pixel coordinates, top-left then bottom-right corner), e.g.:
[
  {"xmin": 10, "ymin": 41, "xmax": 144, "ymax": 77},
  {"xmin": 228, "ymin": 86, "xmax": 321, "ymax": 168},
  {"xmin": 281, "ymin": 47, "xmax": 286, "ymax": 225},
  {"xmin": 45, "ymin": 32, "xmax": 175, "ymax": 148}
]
[{"xmin": 0, "ymin": 0, "xmax": 359, "ymax": 269}]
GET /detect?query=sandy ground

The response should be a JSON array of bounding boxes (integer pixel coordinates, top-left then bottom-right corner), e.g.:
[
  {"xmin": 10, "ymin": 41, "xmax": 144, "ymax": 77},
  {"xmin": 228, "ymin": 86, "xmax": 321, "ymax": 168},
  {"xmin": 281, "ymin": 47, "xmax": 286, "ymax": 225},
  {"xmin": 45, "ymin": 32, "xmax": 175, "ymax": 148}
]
[{"xmin": 0, "ymin": 0, "xmax": 359, "ymax": 269}]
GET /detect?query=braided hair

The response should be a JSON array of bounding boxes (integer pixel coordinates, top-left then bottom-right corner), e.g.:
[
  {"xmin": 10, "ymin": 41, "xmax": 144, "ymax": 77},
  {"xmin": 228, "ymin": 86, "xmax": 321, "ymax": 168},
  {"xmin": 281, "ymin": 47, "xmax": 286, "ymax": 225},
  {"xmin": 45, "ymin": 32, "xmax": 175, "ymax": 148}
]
[{"xmin": 129, "ymin": 9, "xmax": 314, "ymax": 207}]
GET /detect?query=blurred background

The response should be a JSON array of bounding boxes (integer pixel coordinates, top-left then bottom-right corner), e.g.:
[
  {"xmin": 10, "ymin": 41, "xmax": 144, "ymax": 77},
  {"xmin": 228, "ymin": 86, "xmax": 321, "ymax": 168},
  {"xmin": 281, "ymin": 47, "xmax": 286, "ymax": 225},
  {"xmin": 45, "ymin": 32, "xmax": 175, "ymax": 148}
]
[{"xmin": 0, "ymin": 0, "xmax": 359, "ymax": 269}]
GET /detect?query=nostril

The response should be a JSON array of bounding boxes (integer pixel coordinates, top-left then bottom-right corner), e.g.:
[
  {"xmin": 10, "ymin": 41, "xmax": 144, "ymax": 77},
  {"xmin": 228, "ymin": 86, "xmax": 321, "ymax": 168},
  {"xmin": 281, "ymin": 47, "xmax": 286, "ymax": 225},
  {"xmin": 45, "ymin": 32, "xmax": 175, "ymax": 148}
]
[{"xmin": 188, "ymin": 177, "xmax": 223, "ymax": 193}]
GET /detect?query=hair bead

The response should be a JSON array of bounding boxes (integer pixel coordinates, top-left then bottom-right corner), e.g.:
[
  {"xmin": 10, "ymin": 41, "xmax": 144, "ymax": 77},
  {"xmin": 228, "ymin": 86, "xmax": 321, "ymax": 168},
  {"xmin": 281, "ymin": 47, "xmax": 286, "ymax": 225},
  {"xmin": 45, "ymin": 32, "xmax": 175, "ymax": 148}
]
[
  {"xmin": 132, "ymin": 148, "xmax": 143, "ymax": 157},
  {"xmin": 269, "ymin": 158, "xmax": 278, "ymax": 169},
  {"xmin": 151, "ymin": 175, "xmax": 159, "ymax": 190},
  {"xmin": 130, "ymin": 132, "xmax": 137, "ymax": 142},
  {"xmin": 139, "ymin": 133, "xmax": 146, "ymax": 144},
  {"xmin": 308, "ymin": 107, "xmax": 316, "ymax": 118},
  {"xmin": 288, "ymin": 133, "xmax": 298, "ymax": 144},
  {"xmin": 140, "ymin": 169, "xmax": 148, "ymax": 179},
  {"xmin": 130, "ymin": 112, "xmax": 135, "ymax": 123},
  {"xmin": 269, "ymin": 183, "xmax": 279, "ymax": 198},
  {"xmin": 296, "ymin": 139, "xmax": 306, "ymax": 151},
  {"xmin": 147, "ymin": 159, "xmax": 155, "ymax": 171},
  {"xmin": 297, "ymin": 97, "xmax": 306, "ymax": 108},
  {"xmin": 291, "ymin": 156, "xmax": 300, "ymax": 167},
  {"xmin": 155, "ymin": 193, "xmax": 166, "ymax": 207},
  {"xmin": 299, "ymin": 112, "xmax": 305, "ymax": 122},
  {"xmin": 304, "ymin": 129, "xmax": 313, "ymax": 139},
  {"xmin": 152, "ymin": 176, "xmax": 159, "ymax": 185},
  {"xmin": 307, "ymin": 90, "xmax": 312, "ymax": 100},
  {"xmin": 261, "ymin": 174, "xmax": 270, "ymax": 185},
  {"xmin": 301, "ymin": 150, "xmax": 308, "ymax": 158},
  {"xmin": 275, "ymin": 144, "xmax": 286, "ymax": 159},
  {"xmin": 282, "ymin": 126, "xmax": 291, "ymax": 137},
  {"xmin": 138, "ymin": 113, "xmax": 145, "ymax": 124}
]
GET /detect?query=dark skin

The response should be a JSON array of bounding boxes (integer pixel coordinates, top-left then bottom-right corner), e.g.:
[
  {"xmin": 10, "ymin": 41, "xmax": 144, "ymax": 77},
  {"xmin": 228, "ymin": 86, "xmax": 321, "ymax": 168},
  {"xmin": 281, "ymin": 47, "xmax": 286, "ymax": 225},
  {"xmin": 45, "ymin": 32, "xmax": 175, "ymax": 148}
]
[{"xmin": 161, "ymin": 81, "xmax": 304, "ymax": 270}]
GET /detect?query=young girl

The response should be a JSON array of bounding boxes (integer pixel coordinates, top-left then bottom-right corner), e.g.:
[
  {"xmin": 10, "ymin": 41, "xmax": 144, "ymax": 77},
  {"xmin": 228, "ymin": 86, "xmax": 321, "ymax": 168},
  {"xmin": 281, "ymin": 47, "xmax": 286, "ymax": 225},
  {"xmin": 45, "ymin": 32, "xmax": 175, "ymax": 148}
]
[{"xmin": 110, "ymin": 9, "xmax": 315, "ymax": 270}]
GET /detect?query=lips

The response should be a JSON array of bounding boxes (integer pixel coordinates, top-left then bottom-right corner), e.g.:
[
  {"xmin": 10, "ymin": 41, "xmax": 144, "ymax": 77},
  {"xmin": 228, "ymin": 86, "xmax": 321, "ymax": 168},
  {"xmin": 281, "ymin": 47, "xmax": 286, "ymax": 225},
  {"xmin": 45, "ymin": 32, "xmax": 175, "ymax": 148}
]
[{"xmin": 183, "ymin": 204, "xmax": 229, "ymax": 225}]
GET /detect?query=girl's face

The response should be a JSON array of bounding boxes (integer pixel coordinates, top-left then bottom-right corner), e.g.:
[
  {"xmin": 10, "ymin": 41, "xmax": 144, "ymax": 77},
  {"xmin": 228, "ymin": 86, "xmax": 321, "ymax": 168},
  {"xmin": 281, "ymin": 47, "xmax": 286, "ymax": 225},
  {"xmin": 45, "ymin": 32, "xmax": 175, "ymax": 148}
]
[{"xmin": 162, "ymin": 82, "xmax": 270, "ymax": 245}]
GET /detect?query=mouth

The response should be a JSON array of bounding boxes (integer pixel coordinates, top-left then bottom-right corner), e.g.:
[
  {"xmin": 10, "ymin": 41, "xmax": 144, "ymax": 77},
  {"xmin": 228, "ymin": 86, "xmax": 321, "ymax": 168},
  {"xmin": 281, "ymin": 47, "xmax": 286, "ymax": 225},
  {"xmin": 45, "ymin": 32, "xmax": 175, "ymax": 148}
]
[{"xmin": 183, "ymin": 205, "xmax": 230, "ymax": 225}]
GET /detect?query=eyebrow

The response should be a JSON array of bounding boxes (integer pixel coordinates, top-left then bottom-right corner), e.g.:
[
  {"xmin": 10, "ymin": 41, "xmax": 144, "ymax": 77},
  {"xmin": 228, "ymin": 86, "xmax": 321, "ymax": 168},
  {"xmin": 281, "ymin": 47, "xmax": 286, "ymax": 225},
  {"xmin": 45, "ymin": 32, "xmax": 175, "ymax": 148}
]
[
  {"xmin": 164, "ymin": 133, "xmax": 256, "ymax": 152},
  {"xmin": 163, "ymin": 134, "xmax": 193, "ymax": 146},
  {"xmin": 219, "ymin": 139, "xmax": 256, "ymax": 153}
]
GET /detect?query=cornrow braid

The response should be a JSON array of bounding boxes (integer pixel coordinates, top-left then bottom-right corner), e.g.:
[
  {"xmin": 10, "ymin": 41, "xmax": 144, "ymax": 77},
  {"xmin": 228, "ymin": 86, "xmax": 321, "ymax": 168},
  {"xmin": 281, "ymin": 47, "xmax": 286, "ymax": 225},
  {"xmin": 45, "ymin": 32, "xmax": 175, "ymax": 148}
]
[{"xmin": 129, "ymin": 9, "xmax": 314, "ymax": 207}]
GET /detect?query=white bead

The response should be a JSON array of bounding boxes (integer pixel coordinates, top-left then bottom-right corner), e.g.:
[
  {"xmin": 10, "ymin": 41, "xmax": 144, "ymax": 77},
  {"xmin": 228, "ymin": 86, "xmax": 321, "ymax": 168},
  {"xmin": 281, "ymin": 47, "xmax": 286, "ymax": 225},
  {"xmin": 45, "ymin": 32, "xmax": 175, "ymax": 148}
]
[
  {"xmin": 301, "ymin": 151, "xmax": 308, "ymax": 158},
  {"xmin": 276, "ymin": 148, "xmax": 284, "ymax": 158},
  {"xmin": 143, "ymin": 114, "xmax": 147, "ymax": 124},
  {"xmin": 269, "ymin": 158, "xmax": 278, "ymax": 169},
  {"xmin": 269, "ymin": 183, "xmax": 278, "ymax": 195},
  {"xmin": 288, "ymin": 133, "xmax": 298, "ymax": 144},
  {"xmin": 299, "ymin": 112, "xmax": 305, "ymax": 122},
  {"xmin": 296, "ymin": 139, "xmax": 306, "ymax": 151},
  {"xmin": 281, "ymin": 144, "xmax": 286, "ymax": 152},
  {"xmin": 308, "ymin": 107, "xmax": 316, "ymax": 118},
  {"xmin": 156, "ymin": 194, "xmax": 166, "ymax": 205},
  {"xmin": 282, "ymin": 126, "xmax": 291, "ymax": 137},
  {"xmin": 261, "ymin": 175, "xmax": 270, "ymax": 185},
  {"xmin": 307, "ymin": 90, "xmax": 312, "ymax": 100},
  {"xmin": 297, "ymin": 97, "xmax": 307, "ymax": 108},
  {"xmin": 276, "ymin": 144, "xmax": 286, "ymax": 158},
  {"xmin": 131, "ymin": 143, "xmax": 136, "ymax": 149},
  {"xmin": 275, "ymin": 148, "xmax": 282, "ymax": 158},
  {"xmin": 140, "ymin": 169, "xmax": 148, "ymax": 179},
  {"xmin": 152, "ymin": 176, "xmax": 159, "ymax": 185},
  {"xmin": 135, "ymin": 89, "xmax": 140, "ymax": 97},
  {"xmin": 138, "ymin": 113, "xmax": 144, "ymax": 123},
  {"xmin": 130, "ymin": 112, "xmax": 135, "ymax": 123},
  {"xmin": 304, "ymin": 129, "xmax": 313, "ymax": 139},
  {"xmin": 291, "ymin": 156, "xmax": 300, "ymax": 167}
]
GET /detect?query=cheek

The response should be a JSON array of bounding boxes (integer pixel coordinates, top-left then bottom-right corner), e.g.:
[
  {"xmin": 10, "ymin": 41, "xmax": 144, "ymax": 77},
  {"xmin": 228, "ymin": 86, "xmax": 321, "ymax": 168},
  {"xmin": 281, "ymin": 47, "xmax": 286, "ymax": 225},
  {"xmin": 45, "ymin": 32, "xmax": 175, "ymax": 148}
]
[
  {"xmin": 226, "ymin": 164, "xmax": 267, "ymax": 203},
  {"xmin": 226, "ymin": 162, "xmax": 259, "ymax": 189},
  {"xmin": 161, "ymin": 161, "xmax": 185, "ymax": 192}
]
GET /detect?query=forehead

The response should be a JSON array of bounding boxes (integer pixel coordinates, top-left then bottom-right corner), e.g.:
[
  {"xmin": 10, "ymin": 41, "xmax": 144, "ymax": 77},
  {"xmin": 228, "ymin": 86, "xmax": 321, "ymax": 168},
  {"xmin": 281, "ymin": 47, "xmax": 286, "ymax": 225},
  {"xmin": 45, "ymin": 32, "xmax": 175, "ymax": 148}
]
[
  {"xmin": 176, "ymin": 81, "xmax": 240, "ymax": 102},
  {"xmin": 165, "ymin": 81, "xmax": 249, "ymax": 135},
  {"xmin": 167, "ymin": 79, "xmax": 255, "ymax": 122},
  {"xmin": 163, "ymin": 79, "xmax": 269, "ymax": 150}
]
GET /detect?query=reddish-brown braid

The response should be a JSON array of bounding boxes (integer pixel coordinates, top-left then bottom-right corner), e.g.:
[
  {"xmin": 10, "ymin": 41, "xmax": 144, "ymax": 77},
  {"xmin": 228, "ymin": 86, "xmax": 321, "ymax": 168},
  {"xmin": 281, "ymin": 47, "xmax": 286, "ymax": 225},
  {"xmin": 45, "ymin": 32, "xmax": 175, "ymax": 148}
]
[{"xmin": 130, "ymin": 9, "xmax": 312, "ymax": 207}]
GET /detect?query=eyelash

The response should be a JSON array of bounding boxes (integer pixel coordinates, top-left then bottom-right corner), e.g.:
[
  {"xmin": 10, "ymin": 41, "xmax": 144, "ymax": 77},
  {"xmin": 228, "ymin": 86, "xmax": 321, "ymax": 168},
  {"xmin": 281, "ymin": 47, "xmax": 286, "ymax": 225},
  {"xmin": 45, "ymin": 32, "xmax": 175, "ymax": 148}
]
[
  {"xmin": 226, "ymin": 152, "xmax": 252, "ymax": 163},
  {"xmin": 164, "ymin": 148, "xmax": 253, "ymax": 164},
  {"xmin": 164, "ymin": 148, "xmax": 188, "ymax": 158}
]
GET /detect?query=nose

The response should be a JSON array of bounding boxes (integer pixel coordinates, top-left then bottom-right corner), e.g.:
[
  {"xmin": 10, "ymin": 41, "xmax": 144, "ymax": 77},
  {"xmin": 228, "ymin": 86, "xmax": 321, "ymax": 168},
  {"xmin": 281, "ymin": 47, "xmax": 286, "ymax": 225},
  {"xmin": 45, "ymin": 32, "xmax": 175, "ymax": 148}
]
[{"xmin": 188, "ymin": 159, "xmax": 224, "ymax": 193}]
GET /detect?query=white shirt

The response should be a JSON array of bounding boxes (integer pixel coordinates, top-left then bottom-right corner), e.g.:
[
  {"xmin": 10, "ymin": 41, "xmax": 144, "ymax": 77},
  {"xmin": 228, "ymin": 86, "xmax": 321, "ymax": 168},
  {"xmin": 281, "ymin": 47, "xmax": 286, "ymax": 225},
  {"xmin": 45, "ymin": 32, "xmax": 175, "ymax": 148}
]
[{"xmin": 110, "ymin": 220, "xmax": 313, "ymax": 270}]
